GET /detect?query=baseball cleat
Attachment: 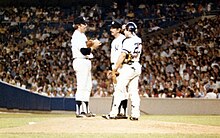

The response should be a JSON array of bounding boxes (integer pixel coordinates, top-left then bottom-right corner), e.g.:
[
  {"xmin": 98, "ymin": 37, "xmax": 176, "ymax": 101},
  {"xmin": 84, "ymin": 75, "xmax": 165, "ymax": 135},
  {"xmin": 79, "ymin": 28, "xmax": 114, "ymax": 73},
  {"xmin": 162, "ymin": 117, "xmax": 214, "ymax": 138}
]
[
  {"xmin": 86, "ymin": 112, "xmax": 96, "ymax": 117},
  {"xmin": 102, "ymin": 114, "xmax": 116, "ymax": 120},
  {"xmin": 129, "ymin": 116, "xmax": 138, "ymax": 121},
  {"xmin": 76, "ymin": 114, "xmax": 86, "ymax": 118},
  {"xmin": 116, "ymin": 114, "xmax": 128, "ymax": 119}
]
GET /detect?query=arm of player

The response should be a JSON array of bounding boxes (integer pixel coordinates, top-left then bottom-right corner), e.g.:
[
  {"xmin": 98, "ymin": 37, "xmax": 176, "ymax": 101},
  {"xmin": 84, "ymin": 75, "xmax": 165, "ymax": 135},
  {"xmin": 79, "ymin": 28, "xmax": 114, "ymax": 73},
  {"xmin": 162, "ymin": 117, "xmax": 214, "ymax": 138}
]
[
  {"xmin": 80, "ymin": 39, "xmax": 102, "ymax": 55},
  {"xmin": 80, "ymin": 48, "xmax": 92, "ymax": 55},
  {"xmin": 112, "ymin": 52, "xmax": 126, "ymax": 84},
  {"xmin": 113, "ymin": 52, "xmax": 126, "ymax": 72}
]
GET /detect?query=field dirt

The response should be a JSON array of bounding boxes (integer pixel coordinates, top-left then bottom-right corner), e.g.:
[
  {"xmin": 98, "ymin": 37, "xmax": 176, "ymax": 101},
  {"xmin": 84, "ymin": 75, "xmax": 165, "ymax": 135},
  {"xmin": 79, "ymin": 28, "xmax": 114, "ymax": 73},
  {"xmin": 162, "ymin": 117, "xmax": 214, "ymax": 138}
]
[{"xmin": 0, "ymin": 116, "xmax": 220, "ymax": 134}]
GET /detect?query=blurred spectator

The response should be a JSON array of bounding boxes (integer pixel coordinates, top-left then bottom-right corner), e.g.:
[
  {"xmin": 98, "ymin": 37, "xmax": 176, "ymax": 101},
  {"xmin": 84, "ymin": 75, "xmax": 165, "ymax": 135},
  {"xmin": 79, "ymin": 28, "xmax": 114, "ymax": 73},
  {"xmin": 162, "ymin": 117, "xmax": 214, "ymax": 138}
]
[
  {"xmin": 0, "ymin": 2, "xmax": 219, "ymax": 98},
  {"xmin": 204, "ymin": 88, "xmax": 217, "ymax": 99}
]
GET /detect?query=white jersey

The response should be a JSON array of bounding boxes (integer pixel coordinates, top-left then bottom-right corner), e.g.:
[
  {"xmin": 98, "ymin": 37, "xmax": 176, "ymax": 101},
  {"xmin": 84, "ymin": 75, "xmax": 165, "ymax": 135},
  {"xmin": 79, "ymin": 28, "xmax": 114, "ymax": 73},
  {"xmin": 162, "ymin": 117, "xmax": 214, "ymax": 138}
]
[
  {"xmin": 111, "ymin": 34, "xmax": 126, "ymax": 69},
  {"xmin": 122, "ymin": 34, "xmax": 142, "ymax": 62},
  {"xmin": 109, "ymin": 33, "xmax": 142, "ymax": 119},
  {"xmin": 71, "ymin": 30, "xmax": 93, "ymax": 59}
]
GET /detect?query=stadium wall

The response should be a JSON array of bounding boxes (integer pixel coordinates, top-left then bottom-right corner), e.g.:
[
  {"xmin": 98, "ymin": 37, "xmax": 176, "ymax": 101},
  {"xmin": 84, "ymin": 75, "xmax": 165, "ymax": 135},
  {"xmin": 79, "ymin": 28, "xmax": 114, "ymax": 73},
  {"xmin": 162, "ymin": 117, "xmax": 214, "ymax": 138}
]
[
  {"xmin": 90, "ymin": 97, "xmax": 220, "ymax": 115},
  {"xmin": 0, "ymin": 81, "xmax": 76, "ymax": 111},
  {"xmin": 1, "ymin": 81, "xmax": 220, "ymax": 115}
]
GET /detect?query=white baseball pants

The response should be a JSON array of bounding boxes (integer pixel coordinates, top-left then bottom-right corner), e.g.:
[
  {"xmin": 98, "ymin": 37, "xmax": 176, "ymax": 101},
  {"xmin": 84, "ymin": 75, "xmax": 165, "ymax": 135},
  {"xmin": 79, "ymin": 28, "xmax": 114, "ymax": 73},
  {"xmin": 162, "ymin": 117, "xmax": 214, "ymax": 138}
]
[
  {"xmin": 73, "ymin": 58, "xmax": 92, "ymax": 102},
  {"xmin": 110, "ymin": 62, "xmax": 142, "ymax": 118}
]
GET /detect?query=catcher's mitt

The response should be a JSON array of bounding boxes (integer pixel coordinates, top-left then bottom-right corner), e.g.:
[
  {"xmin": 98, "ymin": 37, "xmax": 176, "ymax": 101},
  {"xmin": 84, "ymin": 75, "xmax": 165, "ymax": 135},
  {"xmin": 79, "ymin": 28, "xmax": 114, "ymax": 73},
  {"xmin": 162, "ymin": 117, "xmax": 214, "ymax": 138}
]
[{"xmin": 123, "ymin": 53, "xmax": 132, "ymax": 64}]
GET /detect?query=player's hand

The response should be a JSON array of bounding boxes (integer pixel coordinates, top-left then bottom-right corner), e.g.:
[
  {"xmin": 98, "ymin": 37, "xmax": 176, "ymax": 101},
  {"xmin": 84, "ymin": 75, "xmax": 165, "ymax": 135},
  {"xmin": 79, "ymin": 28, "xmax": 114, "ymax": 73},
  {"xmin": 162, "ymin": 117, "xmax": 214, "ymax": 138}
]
[
  {"xmin": 112, "ymin": 70, "xmax": 118, "ymax": 84},
  {"xmin": 107, "ymin": 70, "xmax": 119, "ymax": 79},
  {"xmin": 107, "ymin": 70, "xmax": 112, "ymax": 79}
]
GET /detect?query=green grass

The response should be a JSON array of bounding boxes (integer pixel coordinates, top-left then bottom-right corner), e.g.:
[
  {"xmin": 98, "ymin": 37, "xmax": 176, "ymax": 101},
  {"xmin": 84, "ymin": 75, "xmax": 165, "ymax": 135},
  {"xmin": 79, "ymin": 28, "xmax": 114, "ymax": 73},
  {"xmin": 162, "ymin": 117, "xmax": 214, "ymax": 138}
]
[
  {"xmin": 0, "ymin": 113, "xmax": 73, "ymax": 128},
  {"xmin": 144, "ymin": 115, "xmax": 220, "ymax": 126}
]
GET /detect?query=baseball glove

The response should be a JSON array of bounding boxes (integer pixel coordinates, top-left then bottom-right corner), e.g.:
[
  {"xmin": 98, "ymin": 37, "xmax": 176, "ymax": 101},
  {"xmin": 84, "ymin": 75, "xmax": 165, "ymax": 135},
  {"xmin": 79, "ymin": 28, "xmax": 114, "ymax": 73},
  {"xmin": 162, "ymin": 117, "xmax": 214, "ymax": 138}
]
[
  {"xmin": 123, "ymin": 53, "xmax": 132, "ymax": 64},
  {"xmin": 86, "ymin": 40, "xmax": 94, "ymax": 48}
]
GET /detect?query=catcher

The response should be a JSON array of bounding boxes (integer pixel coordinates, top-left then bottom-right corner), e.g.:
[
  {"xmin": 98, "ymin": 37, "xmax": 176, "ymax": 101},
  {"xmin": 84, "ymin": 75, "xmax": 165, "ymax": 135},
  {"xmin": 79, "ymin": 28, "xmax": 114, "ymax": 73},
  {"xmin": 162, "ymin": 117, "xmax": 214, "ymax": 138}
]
[{"xmin": 104, "ymin": 22, "xmax": 142, "ymax": 121}]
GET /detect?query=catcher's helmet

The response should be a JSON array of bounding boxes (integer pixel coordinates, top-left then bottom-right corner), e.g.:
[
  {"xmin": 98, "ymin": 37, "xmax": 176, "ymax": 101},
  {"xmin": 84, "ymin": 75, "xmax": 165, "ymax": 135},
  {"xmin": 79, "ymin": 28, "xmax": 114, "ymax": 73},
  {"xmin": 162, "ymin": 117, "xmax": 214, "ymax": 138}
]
[{"xmin": 125, "ymin": 22, "xmax": 137, "ymax": 33}]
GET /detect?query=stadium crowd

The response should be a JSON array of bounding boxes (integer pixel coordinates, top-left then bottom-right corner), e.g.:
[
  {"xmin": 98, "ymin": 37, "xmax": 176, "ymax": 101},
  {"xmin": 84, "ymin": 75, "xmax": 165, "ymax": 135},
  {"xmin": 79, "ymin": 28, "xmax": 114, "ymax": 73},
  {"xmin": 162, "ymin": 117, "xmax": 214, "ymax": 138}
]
[{"xmin": 0, "ymin": 1, "xmax": 220, "ymax": 99}]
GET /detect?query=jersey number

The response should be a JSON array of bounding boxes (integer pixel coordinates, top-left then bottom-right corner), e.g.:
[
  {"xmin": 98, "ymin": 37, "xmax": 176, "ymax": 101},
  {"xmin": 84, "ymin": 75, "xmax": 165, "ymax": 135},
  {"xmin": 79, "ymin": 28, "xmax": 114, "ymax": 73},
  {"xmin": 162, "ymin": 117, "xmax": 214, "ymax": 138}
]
[{"xmin": 133, "ymin": 43, "xmax": 141, "ymax": 58}]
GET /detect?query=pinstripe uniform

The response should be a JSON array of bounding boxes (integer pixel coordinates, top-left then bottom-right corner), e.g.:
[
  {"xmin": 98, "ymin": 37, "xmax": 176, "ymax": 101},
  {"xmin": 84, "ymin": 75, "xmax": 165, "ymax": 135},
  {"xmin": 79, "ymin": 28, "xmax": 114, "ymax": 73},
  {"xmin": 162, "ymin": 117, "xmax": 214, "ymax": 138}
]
[
  {"xmin": 71, "ymin": 16, "xmax": 96, "ymax": 117},
  {"xmin": 109, "ymin": 22, "xmax": 142, "ymax": 120}
]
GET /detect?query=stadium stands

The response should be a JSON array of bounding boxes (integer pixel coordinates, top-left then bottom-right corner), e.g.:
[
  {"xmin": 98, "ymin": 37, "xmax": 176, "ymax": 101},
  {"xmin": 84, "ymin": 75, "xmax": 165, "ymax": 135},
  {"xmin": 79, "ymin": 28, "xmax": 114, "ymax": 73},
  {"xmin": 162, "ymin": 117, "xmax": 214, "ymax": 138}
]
[{"xmin": 0, "ymin": 1, "xmax": 219, "ymax": 99}]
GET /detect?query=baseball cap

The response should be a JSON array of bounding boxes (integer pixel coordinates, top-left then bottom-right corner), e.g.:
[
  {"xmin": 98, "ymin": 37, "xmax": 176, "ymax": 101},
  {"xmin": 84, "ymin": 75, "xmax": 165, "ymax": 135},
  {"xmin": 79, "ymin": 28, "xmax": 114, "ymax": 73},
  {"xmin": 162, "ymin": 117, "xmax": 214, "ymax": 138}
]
[
  {"xmin": 111, "ymin": 21, "xmax": 122, "ymax": 29},
  {"xmin": 74, "ymin": 16, "xmax": 87, "ymax": 25}
]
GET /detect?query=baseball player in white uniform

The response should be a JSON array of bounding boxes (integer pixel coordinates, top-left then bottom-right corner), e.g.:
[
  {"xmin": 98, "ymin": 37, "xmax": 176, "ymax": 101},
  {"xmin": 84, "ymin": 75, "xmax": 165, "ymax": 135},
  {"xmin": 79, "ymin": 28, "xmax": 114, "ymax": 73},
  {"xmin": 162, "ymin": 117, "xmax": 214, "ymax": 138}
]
[
  {"xmin": 104, "ymin": 22, "xmax": 142, "ymax": 121},
  {"xmin": 104, "ymin": 21, "xmax": 128, "ymax": 119},
  {"xmin": 71, "ymin": 16, "xmax": 101, "ymax": 118}
]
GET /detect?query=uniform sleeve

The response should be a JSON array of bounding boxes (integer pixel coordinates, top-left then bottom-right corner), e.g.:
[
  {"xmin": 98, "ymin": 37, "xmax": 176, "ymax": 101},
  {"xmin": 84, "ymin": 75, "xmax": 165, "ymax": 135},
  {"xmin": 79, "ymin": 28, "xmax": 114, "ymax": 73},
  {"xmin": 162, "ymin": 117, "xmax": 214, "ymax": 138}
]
[
  {"xmin": 121, "ymin": 38, "xmax": 131, "ymax": 54},
  {"xmin": 80, "ymin": 48, "xmax": 92, "ymax": 55}
]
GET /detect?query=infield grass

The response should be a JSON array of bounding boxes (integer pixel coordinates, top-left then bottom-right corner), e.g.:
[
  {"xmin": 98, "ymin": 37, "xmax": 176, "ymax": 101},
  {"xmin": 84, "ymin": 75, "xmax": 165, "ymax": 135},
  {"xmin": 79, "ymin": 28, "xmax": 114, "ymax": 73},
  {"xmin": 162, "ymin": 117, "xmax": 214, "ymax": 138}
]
[{"xmin": 144, "ymin": 115, "xmax": 220, "ymax": 126}]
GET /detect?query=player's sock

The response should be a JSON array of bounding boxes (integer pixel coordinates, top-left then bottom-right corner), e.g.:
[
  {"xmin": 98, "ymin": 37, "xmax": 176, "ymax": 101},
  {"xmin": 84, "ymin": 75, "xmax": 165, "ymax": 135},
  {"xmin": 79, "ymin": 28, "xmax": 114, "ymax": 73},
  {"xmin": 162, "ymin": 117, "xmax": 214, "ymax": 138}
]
[
  {"xmin": 111, "ymin": 96, "xmax": 114, "ymax": 109},
  {"xmin": 84, "ymin": 101, "xmax": 89, "ymax": 114},
  {"xmin": 84, "ymin": 101, "xmax": 95, "ymax": 117},
  {"xmin": 122, "ymin": 99, "xmax": 128, "ymax": 116},
  {"xmin": 118, "ymin": 101, "xmax": 123, "ymax": 115},
  {"xmin": 76, "ymin": 101, "xmax": 82, "ymax": 115}
]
